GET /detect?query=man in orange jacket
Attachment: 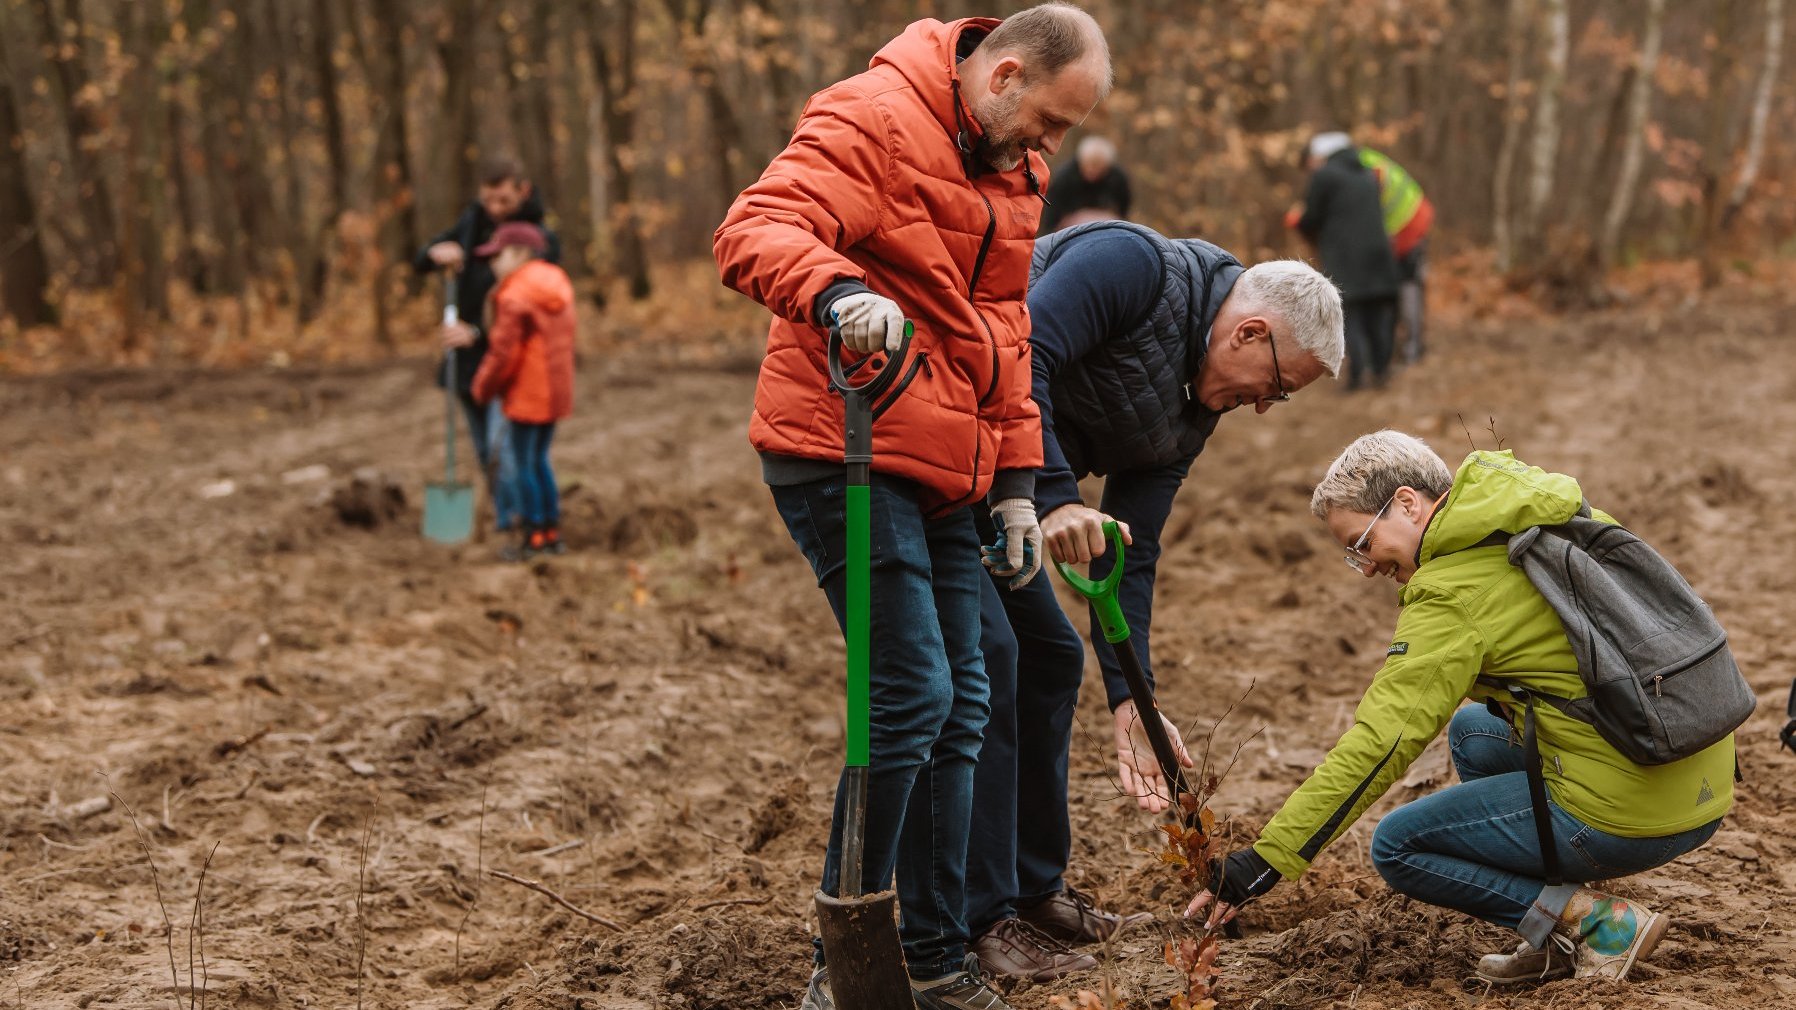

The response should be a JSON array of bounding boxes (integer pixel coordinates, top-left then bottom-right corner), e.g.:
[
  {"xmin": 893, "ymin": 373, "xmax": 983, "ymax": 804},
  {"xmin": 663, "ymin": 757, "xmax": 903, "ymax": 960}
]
[{"xmin": 714, "ymin": 6, "xmax": 1109, "ymax": 1008}]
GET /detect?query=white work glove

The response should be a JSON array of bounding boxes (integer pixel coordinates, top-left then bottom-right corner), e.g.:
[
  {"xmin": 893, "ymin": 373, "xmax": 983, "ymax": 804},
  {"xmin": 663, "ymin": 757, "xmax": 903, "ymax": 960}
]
[
  {"xmin": 984, "ymin": 498, "xmax": 1043, "ymax": 590},
  {"xmin": 830, "ymin": 291, "xmax": 907, "ymax": 354}
]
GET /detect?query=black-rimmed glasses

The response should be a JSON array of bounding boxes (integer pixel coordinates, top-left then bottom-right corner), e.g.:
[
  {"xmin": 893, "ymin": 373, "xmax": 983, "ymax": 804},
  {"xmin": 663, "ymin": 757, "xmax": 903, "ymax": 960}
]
[{"xmin": 1266, "ymin": 334, "xmax": 1292, "ymax": 404}]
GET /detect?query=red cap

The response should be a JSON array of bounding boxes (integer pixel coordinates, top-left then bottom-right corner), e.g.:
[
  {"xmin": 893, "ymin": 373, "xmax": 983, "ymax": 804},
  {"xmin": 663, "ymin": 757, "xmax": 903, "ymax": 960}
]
[{"xmin": 472, "ymin": 221, "xmax": 548, "ymax": 258}]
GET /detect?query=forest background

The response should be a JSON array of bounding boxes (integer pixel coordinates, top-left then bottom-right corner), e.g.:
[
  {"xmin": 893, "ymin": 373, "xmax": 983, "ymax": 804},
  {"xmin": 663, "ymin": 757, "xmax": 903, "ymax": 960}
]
[{"xmin": 0, "ymin": 0, "xmax": 1789, "ymax": 370}]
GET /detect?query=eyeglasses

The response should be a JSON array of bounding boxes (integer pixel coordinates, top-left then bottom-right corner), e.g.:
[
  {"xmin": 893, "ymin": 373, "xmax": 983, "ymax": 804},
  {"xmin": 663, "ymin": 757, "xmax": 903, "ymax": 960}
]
[
  {"xmin": 1342, "ymin": 495, "xmax": 1396, "ymax": 572},
  {"xmin": 1265, "ymin": 333, "xmax": 1292, "ymax": 405}
]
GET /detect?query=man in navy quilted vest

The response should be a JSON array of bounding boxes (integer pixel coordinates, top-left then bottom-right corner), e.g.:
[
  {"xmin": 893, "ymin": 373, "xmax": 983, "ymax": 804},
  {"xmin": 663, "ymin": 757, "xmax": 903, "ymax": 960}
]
[{"xmin": 965, "ymin": 220, "xmax": 1346, "ymax": 981}]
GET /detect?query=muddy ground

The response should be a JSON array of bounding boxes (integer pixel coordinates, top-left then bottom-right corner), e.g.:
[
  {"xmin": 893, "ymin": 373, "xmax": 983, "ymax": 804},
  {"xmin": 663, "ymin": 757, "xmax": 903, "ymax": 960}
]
[{"xmin": 3, "ymin": 285, "xmax": 1795, "ymax": 1010}]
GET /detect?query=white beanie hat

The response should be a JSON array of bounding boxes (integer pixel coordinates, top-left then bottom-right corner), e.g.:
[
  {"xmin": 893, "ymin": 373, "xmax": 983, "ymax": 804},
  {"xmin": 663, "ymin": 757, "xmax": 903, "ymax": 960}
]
[{"xmin": 1308, "ymin": 131, "xmax": 1352, "ymax": 161}]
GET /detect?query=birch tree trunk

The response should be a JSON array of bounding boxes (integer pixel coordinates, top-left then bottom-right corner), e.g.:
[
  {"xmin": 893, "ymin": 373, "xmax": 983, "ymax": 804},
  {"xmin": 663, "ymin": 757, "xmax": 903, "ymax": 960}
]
[
  {"xmin": 1600, "ymin": 0, "xmax": 1667, "ymax": 270},
  {"xmin": 1722, "ymin": 0, "xmax": 1785, "ymax": 228},
  {"xmin": 1520, "ymin": 0, "xmax": 1569, "ymax": 255},
  {"xmin": 1491, "ymin": 0, "xmax": 1531, "ymax": 271}
]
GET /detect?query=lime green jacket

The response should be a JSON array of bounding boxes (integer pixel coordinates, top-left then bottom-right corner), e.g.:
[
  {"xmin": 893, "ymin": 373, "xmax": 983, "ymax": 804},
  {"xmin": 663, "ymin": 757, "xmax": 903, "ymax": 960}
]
[{"xmin": 1254, "ymin": 451, "xmax": 1734, "ymax": 880}]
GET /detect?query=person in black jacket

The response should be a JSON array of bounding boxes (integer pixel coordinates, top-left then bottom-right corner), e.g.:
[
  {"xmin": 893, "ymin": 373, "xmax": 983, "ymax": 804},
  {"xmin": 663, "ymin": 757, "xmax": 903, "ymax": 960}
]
[
  {"xmin": 1295, "ymin": 132, "xmax": 1400, "ymax": 391},
  {"xmin": 964, "ymin": 221, "xmax": 1346, "ymax": 982},
  {"xmin": 414, "ymin": 156, "xmax": 562, "ymax": 533},
  {"xmin": 1039, "ymin": 135, "xmax": 1131, "ymax": 232}
]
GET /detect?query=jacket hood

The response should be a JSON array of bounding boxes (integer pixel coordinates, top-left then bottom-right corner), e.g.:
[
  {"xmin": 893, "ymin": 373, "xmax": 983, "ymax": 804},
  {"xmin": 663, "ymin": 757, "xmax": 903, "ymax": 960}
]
[
  {"xmin": 497, "ymin": 259, "xmax": 572, "ymax": 314},
  {"xmin": 871, "ymin": 18, "xmax": 999, "ymax": 144},
  {"xmin": 1419, "ymin": 450, "xmax": 1584, "ymax": 565}
]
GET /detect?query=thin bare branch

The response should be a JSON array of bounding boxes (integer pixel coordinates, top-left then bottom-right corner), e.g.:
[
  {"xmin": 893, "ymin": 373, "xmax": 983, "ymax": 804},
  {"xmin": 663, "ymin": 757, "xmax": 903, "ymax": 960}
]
[{"xmin": 487, "ymin": 870, "xmax": 626, "ymax": 931}]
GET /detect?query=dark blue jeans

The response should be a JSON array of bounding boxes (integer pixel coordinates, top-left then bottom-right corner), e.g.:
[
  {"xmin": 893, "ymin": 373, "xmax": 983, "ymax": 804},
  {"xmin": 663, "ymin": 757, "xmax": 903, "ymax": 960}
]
[
  {"xmin": 459, "ymin": 394, "xmax": 520, "ymax": 531},
  {"xmin": 770, "ymin": 474, "xmax": 989, "ymax": 980},
  {"xmin": 965, "ymin": 457, "xmax": 1193, "ymax": 934},
  {"xmin": 508, "ymin": 420, "xmax": 558, "ymax": 527},
  {"xmin": 1371, "ymin": 705, "xmax": 1723, "ymax": 948}
]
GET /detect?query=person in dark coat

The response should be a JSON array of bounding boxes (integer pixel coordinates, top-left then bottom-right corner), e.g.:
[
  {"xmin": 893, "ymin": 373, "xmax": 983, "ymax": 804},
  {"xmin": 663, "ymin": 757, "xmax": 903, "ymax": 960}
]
[
  {"xmin": 414, "ymin": 155, "xmax": 563, "ymax": 533},
  {"xmin": 963, "ymin": 220, "xmax": 1345, "ymax": 983},
  {"xmin": 1294, "ymin": 132, "xmax": 1400, "ymax": 391},
  {"xmin": 1040, "ymin": 135, "xmax": 1132, "ymax": 232}
]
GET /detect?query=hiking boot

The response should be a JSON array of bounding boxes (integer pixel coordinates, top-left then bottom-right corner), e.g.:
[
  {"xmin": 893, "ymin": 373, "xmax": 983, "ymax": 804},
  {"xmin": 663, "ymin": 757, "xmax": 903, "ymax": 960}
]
[
  {"xmin": 1554, "ymin": 887, "xmax": 1669, "ymax": 981},
  {"xmin": 1475, "ymin": 936, "xmax": 1575, "ymax": 986},
  {"xmin": 912, "ymin": 955, "xmax": 1015, "ymax": 1010},
  {"xmin": 497, "ymin": 529, "xmax": 532, "ymax": 563},
  {"xmin": 973, "ymin": 917, "xmax": 1096, "ymax": 982},
  {"xmin": 1017, "ymin": 886, "xmax": 1152, "ymax": 945},
  {"xmin": 797, "ymin": 967, "xmax": 833, "ymax": 1010},
  {"xmin": 540, "ymin": 524, "xmax": 568, "ymax": 555}
]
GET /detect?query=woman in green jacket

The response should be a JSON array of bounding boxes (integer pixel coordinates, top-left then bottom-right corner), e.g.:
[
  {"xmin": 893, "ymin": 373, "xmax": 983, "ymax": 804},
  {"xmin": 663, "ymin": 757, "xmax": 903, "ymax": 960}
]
[{"xmin": 1187, "ymin": 431, "xmax": 1732, "ymax": 984}]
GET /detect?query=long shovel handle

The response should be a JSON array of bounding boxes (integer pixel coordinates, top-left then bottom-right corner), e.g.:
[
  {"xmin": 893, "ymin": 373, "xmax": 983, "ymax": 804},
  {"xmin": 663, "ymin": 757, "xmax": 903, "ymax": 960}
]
[
  {"xmin": 1054, "ymin": 521, "xmax": 1194, "ymax": 815},
  {"xmin": 442, "ymin": 275, "xmax": 461, "ymax": 484},
  {"xmin": 830, "ymin": 320, "xmax": 917, "ymax": 900}
]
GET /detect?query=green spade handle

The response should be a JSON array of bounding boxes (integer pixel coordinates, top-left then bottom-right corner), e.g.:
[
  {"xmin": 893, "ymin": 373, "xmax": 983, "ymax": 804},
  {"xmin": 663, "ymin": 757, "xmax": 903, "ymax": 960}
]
[{"xmin": 1053, "ymin": 520, "xmax": 1129, "ymax": 644}]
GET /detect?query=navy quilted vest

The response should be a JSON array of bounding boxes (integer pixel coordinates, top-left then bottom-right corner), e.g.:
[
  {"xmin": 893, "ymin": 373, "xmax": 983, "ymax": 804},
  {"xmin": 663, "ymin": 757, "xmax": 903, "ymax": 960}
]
[{"xmin": 1030, "ymin": 221, "xmax": 1243, "ymax": 476}]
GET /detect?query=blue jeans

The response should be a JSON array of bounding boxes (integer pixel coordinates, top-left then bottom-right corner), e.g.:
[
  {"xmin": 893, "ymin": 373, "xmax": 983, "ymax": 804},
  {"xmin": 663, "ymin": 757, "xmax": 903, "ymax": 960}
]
[
  {"xmin": 460, "ymin": 395, "xmax": 520, "ymax": 531},
  {"xmin": 770, "ymin": 474, "xmax": 989, "ymax": 980},
  {"xmin": 965, "ymin": 456, "xmax": 1193, "ymax": 934},
  {"xmin": 508, "ymin": 421, "xmax": 559, "ymax": 527},
  {"xmin": 1371, "ymin": 705, "xmax": 1723, "ymax": 948}
]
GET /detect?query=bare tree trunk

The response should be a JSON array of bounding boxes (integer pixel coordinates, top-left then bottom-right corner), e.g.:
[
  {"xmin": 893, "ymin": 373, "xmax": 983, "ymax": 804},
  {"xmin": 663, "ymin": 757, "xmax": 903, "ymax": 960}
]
[
  {"xmin": 307, "ymin": 0, "xmax": 351, "ymax": 312},
  {"xmin": 554, "ymin": 10, "xmax": 596, "ymax": 280},
  {"xmin": 0, "ymin": 12, "xmax": 53, "ymax": 327},
  {"xmin": 436, "ymin": 0, "xmax": 482, "ymax": 207},
  {"xmin": 118, "ymin": 0, "xmax": 169, "ymax": 344},
  {"xmin": 1723, "ymin": 0, "xmax": 1785, "ymax": 229},
  {"xmin": 1600, "ymin": 0, "xmax": 1667, "ymax": 270},
  {"xmin": 1520, "ymin": 0, "xmax": 1568, "ymax": 255},
  {"xmin": 367, "ymin": 0, "xmax": 422, "ymax": 282},
  {"xmin": 29, "ymin": 0, "xmax": 119, "ymax": 287},
  {"xmin": 1491, "ymin": 0, "xmax": 1531, "ymax": 271},
  {"xmin": 665, "ymin": 0, "xmax": 748, "ymax": 224},
  {"xmin": 1696, "ymin": 0, "xmax": 1742, "ymax": 287},
  {"xmin": 587, "ymin": 0, "xmax": 652, "ymax": 300},
  {"xmin": 263, "ymin": 0, "xmax": 320, "ymax": 319}
]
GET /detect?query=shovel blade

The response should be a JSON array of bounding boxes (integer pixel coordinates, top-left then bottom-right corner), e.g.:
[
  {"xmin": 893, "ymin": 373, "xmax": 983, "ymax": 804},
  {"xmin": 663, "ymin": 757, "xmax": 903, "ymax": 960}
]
[
  {"xmin": 423, "ymin": 481, "xmax": 476, "ymax": 544},
  {"xmin": 815, "ymin": 889, "xmax": 912, "ymax": 1010}
]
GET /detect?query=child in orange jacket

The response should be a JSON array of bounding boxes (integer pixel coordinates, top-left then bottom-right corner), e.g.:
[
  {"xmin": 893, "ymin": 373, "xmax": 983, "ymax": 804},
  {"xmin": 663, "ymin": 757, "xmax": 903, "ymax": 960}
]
[{"xmin": 469, "ymin": 222, "xmax": 576, "ymax": 560}]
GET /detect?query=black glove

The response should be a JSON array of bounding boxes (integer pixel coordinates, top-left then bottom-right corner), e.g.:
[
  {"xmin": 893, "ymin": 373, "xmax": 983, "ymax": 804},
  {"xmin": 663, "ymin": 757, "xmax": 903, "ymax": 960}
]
[{"xmin": 1208, "ymin": 848, "xmax": 1281, "ymax": 907}]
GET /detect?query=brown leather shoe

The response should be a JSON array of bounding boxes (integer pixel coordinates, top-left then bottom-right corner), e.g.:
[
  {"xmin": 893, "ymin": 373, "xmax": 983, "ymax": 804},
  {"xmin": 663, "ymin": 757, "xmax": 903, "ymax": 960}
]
[
  {"xmin": 972, "ymin": 917, "xmax": 1097, "ymax": 982},
  {"xmin": 1016, "ymin": 886, "xmax": 1153, "ymax": 944}
]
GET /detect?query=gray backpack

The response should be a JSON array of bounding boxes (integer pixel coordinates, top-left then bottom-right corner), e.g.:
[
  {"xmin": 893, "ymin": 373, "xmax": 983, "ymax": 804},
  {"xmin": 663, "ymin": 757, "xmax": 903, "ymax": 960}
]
[
  {"xmin": 1478, "ymin": 504, "xmax": 1751, "ymax": 885},
  {"xmin": 1479, "ymin": 504, "xmax": 1754, "ymax": 765}
]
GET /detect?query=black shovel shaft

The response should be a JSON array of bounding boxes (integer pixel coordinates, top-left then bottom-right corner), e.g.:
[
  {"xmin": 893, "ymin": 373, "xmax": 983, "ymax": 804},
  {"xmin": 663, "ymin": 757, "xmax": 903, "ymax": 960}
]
[
  {"xmin": 841, "ymin": 766, "xmax": 869, "ymax": 898},
  {"xmin": 1114, "ymin": 635, "xmax": 1194, "ymax": 814}
]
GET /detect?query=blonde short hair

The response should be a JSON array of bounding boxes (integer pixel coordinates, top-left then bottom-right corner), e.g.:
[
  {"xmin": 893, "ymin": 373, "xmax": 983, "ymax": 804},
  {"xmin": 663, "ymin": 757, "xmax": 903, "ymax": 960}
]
[{"xmin": 1310, "ymin": 430, "xmax": 1454, "ymax": 519}]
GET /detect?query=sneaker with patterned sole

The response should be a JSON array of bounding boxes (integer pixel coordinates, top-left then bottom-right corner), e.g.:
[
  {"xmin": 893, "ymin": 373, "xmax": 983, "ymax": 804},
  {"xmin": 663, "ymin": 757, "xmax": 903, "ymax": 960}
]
[{"xmin": 912, "ymin": 955, "xmax": 1015, "ymax": 1010}]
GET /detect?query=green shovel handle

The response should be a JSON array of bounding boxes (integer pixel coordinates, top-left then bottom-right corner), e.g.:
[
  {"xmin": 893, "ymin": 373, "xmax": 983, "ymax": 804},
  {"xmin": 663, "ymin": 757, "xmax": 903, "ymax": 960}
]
[{"xmin": 1053, "ymin": 520, "xmax": 1130, "ymax": 644}]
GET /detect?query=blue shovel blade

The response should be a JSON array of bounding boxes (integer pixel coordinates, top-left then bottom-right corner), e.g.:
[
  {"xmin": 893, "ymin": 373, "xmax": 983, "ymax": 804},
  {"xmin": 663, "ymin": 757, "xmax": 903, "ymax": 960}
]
[{"xmin": 423, "ymin": 480, "xmax": 476, "ymax": 544}]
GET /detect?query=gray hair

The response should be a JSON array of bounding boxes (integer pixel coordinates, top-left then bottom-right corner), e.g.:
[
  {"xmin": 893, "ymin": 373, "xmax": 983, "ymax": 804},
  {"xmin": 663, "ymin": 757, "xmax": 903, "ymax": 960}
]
[
  {"xmin": 1310, "ymin": 430, "xmax": 1455, "ymax": 520},
  {"xmin": 979, "ymin": 3, "xmax": 1113, "ymax": 94},
  {"xmin": 1076, "ymin": 135, "xmax": 1116, "ymax": 163},
  {"xmin": 1308, "ymin": 131, "xmax": 1352, "ymax": 161},
  {"xmin": 1229, "ymin": 260, "xmax": 1345, "ymax": 377}
]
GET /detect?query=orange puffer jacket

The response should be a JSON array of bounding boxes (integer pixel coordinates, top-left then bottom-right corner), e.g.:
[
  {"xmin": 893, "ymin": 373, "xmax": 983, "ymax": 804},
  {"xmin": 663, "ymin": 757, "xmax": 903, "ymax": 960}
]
[
  {"xmin": 470, "ymin": 259, "xmax": 576, "ymax": 423},
  {"xmin": 714, "ymin": 17, "xmax": 1047, "ymax": 515}
]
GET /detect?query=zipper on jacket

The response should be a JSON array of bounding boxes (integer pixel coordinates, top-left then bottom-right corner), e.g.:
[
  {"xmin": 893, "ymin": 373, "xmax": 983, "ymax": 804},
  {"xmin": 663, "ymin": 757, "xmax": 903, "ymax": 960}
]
[{"xmin": 970, "ymin": 192, "xmax": 1002, "ymax": 406}]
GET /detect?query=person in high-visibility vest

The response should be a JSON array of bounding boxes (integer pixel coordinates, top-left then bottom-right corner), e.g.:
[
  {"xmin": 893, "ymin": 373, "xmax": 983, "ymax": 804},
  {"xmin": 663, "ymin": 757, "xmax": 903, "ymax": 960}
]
[{"xmin": 1358, "ymin": 147, "xmax": 1434, "ymax": 363}]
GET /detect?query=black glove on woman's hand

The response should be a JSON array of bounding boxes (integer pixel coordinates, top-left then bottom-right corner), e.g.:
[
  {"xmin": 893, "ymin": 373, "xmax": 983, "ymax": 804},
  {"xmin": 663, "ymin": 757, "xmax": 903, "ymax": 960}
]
[{"xmin": 1208, "ymin": 848, "xmax": 1282, "ymax": 907}]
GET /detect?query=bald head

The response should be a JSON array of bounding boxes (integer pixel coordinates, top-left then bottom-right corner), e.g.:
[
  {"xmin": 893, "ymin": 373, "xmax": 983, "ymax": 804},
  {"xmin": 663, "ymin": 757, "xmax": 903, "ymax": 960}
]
[{"xmin": 961, "ymin": 4, "xmax": 1111, "ymax": 170}]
